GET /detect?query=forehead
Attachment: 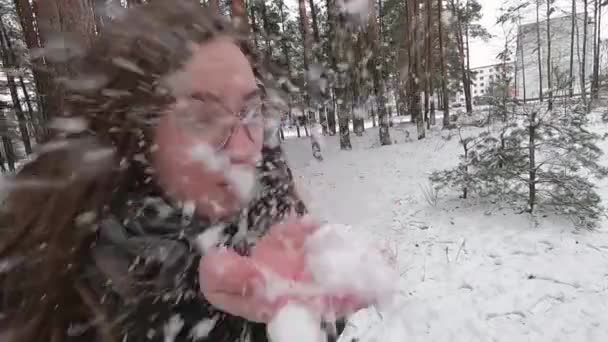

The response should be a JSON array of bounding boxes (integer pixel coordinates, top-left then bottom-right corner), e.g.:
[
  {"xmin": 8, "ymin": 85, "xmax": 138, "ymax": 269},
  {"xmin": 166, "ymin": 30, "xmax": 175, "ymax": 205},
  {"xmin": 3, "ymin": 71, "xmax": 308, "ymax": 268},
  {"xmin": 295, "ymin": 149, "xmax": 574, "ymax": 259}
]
[{"xmin": 184, "ymin": 38, "xmax": 258, "ymax": 100}]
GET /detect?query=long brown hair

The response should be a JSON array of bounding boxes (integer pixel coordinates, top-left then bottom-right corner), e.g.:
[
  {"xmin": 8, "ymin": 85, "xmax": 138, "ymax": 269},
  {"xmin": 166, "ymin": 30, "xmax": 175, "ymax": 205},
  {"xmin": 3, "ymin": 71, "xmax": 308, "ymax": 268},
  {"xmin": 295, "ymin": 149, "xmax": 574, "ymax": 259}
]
[{"xmin": 0, "ymin": 2, "xmax": 260, "ymax": 341}]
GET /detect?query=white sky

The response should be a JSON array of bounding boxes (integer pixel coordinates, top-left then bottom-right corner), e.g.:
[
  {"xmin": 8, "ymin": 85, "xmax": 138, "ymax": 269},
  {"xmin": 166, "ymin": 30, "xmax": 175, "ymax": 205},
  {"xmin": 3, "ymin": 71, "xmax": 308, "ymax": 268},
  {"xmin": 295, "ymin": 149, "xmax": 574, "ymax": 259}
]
[
  {"xmin": 469, "ymin": 0, "xmax": 503, "ymax": 68},
  {"xmin": 470, "ymin": 0, "xmax": 608, "ymax": 68}
]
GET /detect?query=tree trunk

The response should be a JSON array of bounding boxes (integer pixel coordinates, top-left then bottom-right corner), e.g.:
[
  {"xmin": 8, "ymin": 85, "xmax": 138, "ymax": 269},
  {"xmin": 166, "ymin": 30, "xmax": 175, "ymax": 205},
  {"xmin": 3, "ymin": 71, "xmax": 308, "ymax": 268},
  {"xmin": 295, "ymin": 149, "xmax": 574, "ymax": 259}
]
[
  {"xmin": 439, "ymin": 0, "xmax": 450, "ymax": 127},
  {"xmin": 308, "ymin": 0, "xmax": 327, "ymax": 137},
  {"xmin": 450, "ymin": 0, "xmax": 472, "ymax": 114},
  {"xmin": 318, "ymin": 109, "xmax": 328, "ymax": 137},
  {"xmin": 528, "ymin": 111, "xmax": 537, "ymax": 212},
  {"xmin": 570, "ymin": 0, "xmax": 576, "ymax": 97},
  {"xmin": 298, "ymin": 0, "xmax": 322, "ymax": 159},
  {"xmin": 19, "ymin": 76, "xmax": 40, "ymax": 143},
  {"xmin": 424, "ymin": 87, "xmax": 430, "ymax": 130},
  {"xmin": 34, "ymin": 0, "xmax": 97, "ymax": 126},
  {"xmin": 535, "ymin": 0, "xmax": 544, "ymax": 102},
  {"xmin": 371, "ymin": 104, "xmax": 377, "ymax": 127},
  {"xmin": 298, "ymin": 0, "xmax": 312, "ymax": 87},
  {"xmin": 337, "ymin": 96, "xmax": 352, "ymax": 149},
  {"xmin": 0, "ymin": 21, "xmax": 32, "ymax": 155},
  {"xmin": 408, "ymin": 0, "xmax": 425, "ymax": 139},
  {"xmin": 309, "ymin": 0, "xmax": 321, "ymax": 49},
  {"xmin": 592, "ymin": 0, "xmax": 601, "ymax": 99},
  {"xmin": 325, "ymin": 0, "xmax": 338, "ymax": 135},
  {"xmin": 425, "ymin": 0, "xmax": 434, "ymax": 128},
  {"xmin": 278, "ymin": 0, "xmax": 297, "ymax": 139},
  {"xmin": 546, "ymin": 0, "xmax": 553, "ymax": 109},
  {"xmin": 352, "ymin": 34, "xmax": 364, "ymax": 137},
  {"xmin": 596, "ymin": 2, "xmax": 602, "ymax": 96},
  {"xmin": 462, "ymin": 143, "xmax": 469, "ymax": 199},
  {"xmin": 327, "ymin": 91, "xmax": 337, "ymax": 135},
  {"xmin": 582, "ymin": 0, "xmax": 589, "ymax": 109},
  {"xmin": 397, "ymin": 85, "xmax": 407, "ymax": 117},
  {"xmin": 2, "ymin": 134, "xmax": 16, "ymax": 172},
  {"xmin": 0, "ymin": 151, "xmax": 6, "ymax": 173},
  {"xmin": 518, "ymin": 13, "xmax": 527, "ymax": 103},
  {"xmin": 260, "ymin": 0, "xmax": 273, "ymax": 58},
  {"xmin": 465, "ymin": 16, "xmax": 472, "ymax": 107},
  {"xmin": 330, "ymin": 0, "xmax": 351, "ymax": 150}
]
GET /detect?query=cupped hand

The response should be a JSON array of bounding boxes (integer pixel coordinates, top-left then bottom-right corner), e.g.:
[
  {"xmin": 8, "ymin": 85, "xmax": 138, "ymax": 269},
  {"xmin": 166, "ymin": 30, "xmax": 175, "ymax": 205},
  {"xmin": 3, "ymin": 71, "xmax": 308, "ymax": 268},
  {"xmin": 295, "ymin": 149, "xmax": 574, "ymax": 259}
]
[{"xmin": 198, "ymin": 217, "xmax": 371, "ymax": 323}]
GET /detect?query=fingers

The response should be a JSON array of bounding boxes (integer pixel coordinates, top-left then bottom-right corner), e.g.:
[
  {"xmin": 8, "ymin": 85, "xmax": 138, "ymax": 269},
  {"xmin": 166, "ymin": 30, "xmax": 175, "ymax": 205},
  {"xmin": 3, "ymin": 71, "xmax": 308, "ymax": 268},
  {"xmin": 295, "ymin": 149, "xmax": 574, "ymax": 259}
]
[
  {"xmin": 250, "ymin": 217, "xmax": 320, "ymax": 279},
  {"xmin": 199, "ymin": 248, "xmax": 262, "ymax": 297},
  {"xmin": 200, "ymin": 248, "xmax": 285, "ymax": 322},
  {"xmin": 202, "ymin": 291, "xmax": 277, "ymax": 323},
  {"xmin": 260, "ymin": 215, "xmax": 321, "ymax": 251}
]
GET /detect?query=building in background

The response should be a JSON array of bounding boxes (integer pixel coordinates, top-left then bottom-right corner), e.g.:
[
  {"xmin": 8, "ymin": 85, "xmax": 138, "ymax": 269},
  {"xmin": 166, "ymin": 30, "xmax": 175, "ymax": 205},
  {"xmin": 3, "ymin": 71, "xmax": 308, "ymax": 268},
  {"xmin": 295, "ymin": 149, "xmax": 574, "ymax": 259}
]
[
  {"xmin": 515, "ymin": 14, "xmax": 593, "ymax": 101},
  {"xmin": 451, "ymin": 63, "xmax": 514, "ymax": 106}
]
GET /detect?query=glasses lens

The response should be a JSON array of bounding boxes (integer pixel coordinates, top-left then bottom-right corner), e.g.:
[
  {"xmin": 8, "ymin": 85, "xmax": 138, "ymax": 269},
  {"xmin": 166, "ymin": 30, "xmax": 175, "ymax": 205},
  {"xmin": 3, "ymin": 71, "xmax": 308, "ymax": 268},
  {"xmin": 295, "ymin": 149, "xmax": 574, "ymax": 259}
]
[{"xmin": 175, "ymin": 98, "xmax": 234, "ymax": 148}]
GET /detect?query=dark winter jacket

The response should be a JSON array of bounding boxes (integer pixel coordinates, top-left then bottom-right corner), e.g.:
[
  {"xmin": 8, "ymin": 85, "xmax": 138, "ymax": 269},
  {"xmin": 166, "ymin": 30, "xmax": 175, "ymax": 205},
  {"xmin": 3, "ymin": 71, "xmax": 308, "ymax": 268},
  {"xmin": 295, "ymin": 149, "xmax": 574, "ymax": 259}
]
[{"xmin": 81, "ymin": 146, "xmax": 344, "ymax": 342}]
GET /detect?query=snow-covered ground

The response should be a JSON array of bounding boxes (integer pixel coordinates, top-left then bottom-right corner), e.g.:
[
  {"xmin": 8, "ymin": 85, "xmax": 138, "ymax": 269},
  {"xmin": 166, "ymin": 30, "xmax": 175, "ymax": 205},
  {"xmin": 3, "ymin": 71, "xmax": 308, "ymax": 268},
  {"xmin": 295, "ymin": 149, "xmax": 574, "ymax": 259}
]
[{"xmin": 283, "ymin": 119, "xmax": 608, "ymax": 342}]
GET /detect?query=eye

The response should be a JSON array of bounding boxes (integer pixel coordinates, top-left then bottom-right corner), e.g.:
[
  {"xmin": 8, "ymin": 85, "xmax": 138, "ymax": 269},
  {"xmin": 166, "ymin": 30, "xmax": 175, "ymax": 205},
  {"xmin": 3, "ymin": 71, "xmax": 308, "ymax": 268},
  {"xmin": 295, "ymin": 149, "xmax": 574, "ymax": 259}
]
[
  {"xmin": 241, "ymin": 106, "xmax": 263, "ymax": 125},
  {"xmin": 187, "ymin": 97, "xmax": 227, "ymax": 125}
]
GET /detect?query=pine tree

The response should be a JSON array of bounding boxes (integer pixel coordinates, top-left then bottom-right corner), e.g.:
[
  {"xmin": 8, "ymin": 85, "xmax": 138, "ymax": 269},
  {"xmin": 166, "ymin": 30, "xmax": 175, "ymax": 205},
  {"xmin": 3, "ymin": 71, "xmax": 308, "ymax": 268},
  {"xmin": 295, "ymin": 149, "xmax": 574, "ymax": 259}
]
[
  {"xmin": 432, "ymin": 100, "xmax": 608, "ymax": 229},
  {"xmin": 432, "ymin": 14, "xmax": 608, "ymax": 228}
]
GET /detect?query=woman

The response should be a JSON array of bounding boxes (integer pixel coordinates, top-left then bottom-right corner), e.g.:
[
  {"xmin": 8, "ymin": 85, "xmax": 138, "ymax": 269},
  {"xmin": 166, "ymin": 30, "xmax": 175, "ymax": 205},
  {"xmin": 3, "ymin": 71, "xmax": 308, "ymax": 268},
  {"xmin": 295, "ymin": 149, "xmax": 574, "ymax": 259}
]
[{"xmin": 0, "ymin": 1, "xmax": 365, "ymax": 341}]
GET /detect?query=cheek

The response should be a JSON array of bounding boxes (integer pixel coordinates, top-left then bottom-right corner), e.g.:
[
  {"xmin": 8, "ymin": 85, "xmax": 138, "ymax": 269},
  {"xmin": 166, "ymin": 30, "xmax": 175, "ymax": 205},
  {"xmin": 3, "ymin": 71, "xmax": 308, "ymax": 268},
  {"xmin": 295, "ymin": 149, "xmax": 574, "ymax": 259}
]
[
  {"xmin": 252, "ymin": 125, "xmax": 265, "ymax": 151},
  {"xmin": 153, "ymin": 114, "xmax": 240, "ymax": 218}
]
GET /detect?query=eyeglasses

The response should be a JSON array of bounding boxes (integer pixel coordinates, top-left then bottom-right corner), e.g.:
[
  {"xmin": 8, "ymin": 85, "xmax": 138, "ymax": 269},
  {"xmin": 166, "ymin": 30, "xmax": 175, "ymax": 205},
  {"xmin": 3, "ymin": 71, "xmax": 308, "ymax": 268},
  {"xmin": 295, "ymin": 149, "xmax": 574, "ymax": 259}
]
[{"xmin": 174, "ymin": 93, "xmax": 264, "ymax": 150}]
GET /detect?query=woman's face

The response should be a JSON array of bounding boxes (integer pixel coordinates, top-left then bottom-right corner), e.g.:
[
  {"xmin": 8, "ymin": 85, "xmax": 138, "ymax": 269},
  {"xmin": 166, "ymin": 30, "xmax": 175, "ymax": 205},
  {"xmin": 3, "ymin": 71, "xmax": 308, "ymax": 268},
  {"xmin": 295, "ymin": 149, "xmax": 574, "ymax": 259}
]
[{"xmin": 153, "ymin": 38, "xmax": 264, "ymax": 220}]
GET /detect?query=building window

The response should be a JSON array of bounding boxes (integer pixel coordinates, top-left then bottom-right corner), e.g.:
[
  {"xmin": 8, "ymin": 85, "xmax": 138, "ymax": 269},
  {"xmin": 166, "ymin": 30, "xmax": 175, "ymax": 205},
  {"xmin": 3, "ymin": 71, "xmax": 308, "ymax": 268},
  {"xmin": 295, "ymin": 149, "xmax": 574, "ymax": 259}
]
[
  {"xmin": 481, "ymin": 83, "xmax": 484, "ymax": 87},
  {"xmin": 480, "ymin": 76, "xmax": 484, "ymax": 80},
  {"xmin": 481, "ymin": 89, "xmax": 485, "ymax": 94}
]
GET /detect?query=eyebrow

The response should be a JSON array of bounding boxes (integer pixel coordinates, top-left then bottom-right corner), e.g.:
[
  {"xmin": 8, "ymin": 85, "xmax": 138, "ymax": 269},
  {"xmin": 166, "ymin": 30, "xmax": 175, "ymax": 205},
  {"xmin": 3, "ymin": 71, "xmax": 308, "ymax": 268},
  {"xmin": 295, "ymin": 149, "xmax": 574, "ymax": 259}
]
[
  {"xmin": 190, "ymin": 88, "xmax": 262, "ymax": 103},
  {"xmin": 243, "ymin": 88, "xmax": 262, "ymax": 102}
]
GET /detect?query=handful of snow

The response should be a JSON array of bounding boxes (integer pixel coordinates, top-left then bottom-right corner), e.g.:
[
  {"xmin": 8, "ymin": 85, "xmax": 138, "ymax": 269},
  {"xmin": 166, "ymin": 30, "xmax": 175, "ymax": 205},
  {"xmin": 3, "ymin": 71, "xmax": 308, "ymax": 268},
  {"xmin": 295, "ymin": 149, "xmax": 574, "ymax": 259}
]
[
  {"xmin": 267, "ymin": 224, "xmax": 398, "ymax": 342},
  {"xmin": 267, "ymin": 304, "xmax": 327, "ymax": 342},
  {"xmin": 305, "ymin": 224, "xmax": 398, "ymax": 305}
]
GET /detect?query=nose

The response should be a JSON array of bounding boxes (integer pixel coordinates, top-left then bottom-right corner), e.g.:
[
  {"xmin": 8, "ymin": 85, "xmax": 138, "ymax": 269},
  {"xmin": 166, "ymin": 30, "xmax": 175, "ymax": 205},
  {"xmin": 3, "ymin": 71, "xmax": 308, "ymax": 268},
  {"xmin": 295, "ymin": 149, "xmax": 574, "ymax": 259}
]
[{"xmin": 224, "ymin": 123, "xmax": 259, "ymax": 165}]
